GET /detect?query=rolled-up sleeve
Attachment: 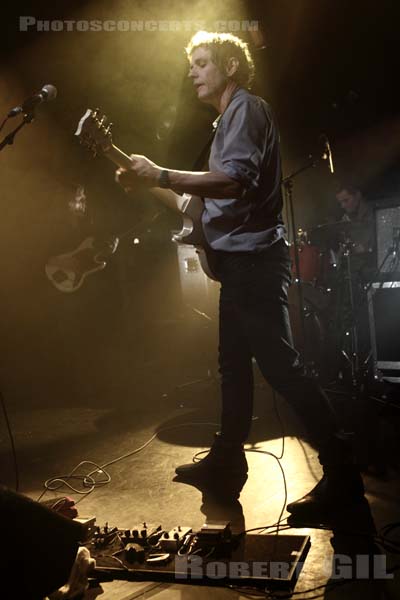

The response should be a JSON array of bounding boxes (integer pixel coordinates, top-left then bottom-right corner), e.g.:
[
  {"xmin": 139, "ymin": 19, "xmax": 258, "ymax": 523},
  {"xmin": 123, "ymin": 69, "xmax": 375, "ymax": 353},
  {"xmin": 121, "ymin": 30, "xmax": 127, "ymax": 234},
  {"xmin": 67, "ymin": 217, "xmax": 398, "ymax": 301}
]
[{"xmin": 217, "ymin": 97, "xmax": 269, "ymax": 192}]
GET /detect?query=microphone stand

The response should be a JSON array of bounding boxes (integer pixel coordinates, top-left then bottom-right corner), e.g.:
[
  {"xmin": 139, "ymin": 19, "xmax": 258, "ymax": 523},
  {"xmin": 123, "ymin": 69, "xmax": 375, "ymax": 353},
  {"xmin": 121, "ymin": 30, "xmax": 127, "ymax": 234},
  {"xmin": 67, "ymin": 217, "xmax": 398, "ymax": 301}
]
[
  {"xmin": 0, "ymin": 111, "xmax": 35, "ymax": 153},
  {"xmin": 0, "ymin": 108, "xmax": 38, "ymax": 491},
  {"xmin": 282, "ymin": 156, "xmax": 318, "ymax": 375},
  {"xmin": 0, "ymin": 116, "xmax": 9, "ymax": 133}
]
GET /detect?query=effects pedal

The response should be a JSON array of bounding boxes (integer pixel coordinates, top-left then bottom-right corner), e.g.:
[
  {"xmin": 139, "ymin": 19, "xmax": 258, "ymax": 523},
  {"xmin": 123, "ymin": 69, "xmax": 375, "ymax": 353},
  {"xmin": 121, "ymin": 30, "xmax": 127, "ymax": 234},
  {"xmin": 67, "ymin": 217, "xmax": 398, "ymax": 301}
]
[
  {"xmin": 195, "ymin": 521, "xmax": 233, "ymax": 557},
  {"xmin": 121, "ymin": 524, "xmax": 162, "ymax": 546},
  {"xmin": 159, "ymin": 526, "xmax": 192, "ymax": 552},
  {"xmin": 124, "ymin": 543, "xmax": 146, "ymax": 563},
  {"xmin": 197, "ymin": 522, "xmax": 232, "ymax": 545},
  {"xmin": 74, "ymin": 516, "xmax": 96, "ymax": 541}
]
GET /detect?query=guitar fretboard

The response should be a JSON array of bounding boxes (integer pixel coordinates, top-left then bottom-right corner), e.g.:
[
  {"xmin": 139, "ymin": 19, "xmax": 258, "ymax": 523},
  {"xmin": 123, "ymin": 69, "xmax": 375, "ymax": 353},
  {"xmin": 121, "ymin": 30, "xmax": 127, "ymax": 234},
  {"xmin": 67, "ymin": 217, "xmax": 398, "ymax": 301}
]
[{"xmin": 104, "ymin": 144, "xmax": 132, "ymax": 170}]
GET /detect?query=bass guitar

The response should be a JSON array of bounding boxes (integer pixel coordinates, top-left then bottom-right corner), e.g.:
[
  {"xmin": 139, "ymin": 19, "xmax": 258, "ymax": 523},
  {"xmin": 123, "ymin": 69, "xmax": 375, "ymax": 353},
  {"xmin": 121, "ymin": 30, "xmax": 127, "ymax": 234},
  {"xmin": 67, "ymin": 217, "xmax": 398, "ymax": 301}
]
[
  {"xmin": 45, "ymin": 209, "xmax": 163, "ymax": 293},
  {"xmin": 45, "ymin": 235, "xmax": 118, "ymax": 293}
]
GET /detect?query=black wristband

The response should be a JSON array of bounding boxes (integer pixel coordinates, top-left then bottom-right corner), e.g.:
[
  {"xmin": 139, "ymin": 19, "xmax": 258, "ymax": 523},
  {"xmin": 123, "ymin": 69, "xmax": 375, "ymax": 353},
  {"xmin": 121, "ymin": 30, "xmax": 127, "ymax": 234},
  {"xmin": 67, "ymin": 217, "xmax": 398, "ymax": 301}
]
[{"xmin": 158, "ymin": 169, "xmax": 170, "ymax": 189}]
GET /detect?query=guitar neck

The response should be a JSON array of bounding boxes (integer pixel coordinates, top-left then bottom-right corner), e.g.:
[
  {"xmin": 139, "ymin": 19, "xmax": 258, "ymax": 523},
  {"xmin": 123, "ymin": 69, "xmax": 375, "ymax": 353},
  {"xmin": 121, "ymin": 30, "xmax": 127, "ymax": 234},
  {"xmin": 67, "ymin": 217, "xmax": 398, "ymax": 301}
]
[
  {"xmin": 104, "ymin": 144, "xmax": 188, "ymax": 214},
  {"xmin": 104, "ymin": 144, "xmax": 133, "ymax": 170}
]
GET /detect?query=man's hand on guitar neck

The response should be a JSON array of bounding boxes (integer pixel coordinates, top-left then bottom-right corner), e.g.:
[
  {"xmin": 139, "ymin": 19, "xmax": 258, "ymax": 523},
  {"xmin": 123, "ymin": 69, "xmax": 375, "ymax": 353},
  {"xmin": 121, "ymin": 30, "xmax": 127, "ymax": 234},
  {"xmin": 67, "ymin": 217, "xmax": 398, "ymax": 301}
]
[
  {"xmin": 115, "ymin": 154, "xmax": 161, "ymax": 191},
  {"xmin": 115, "ymin": 154, "xmax": 243, "ymax": 200}
]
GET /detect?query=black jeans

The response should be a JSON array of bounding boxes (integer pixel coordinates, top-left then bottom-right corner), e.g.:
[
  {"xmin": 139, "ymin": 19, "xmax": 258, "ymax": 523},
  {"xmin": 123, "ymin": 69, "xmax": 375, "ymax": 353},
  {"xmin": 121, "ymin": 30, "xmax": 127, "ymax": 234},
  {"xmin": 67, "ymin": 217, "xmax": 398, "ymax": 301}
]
[{"xmin": 214, "ymin": 238, "xmax": 341, "ymax": 465}]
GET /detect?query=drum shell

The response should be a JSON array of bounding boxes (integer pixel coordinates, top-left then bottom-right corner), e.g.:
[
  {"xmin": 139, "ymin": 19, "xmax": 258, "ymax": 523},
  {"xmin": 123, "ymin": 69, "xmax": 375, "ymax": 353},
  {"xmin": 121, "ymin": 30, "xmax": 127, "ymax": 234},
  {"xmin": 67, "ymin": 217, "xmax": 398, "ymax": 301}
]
[
  {"xmin": 290, "ymin": 242, "xmax": 322, "ymax": 284},
  {"xmin": 290, "ymin": 242, "xmax": 339, "ymax": 290}
]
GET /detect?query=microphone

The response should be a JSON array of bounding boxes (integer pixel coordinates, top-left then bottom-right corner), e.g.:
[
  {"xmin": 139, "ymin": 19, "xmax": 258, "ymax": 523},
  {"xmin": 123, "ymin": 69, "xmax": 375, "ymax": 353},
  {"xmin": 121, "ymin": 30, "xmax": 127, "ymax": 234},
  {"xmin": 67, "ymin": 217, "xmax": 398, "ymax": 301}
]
[
  {"xmin": 321, "ymin": 134, "xmax": 334, "ymax": 174},
  {"xmin": 8, "ymin": 84, "xmax": 57, "ymax": 117}
]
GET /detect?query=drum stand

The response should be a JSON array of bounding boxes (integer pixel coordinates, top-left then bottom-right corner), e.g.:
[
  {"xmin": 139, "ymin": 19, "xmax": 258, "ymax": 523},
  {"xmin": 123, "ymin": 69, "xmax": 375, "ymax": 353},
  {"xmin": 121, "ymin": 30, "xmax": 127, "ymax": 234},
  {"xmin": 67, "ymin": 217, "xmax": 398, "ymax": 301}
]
[
  {"xmin": 336, "ymin": 232, "xmax": 400, "ymax": 387},
  {"xmin": 332, "ymin": 239, "xmax": 400, "ymax": 468},
  {"xmin": 339, "ymin": 241, "xmax": 362, "ymax": 384}
]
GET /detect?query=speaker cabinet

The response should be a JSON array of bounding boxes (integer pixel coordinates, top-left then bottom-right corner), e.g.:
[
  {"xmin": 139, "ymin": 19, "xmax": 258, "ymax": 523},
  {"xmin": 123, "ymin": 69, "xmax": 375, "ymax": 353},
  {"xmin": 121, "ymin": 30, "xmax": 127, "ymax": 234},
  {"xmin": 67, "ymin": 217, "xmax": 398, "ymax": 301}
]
[
  {"xmin": 375, "ymin": 200, "xmax": 400, "ymax": 279},
  {"xmin": 368, "ymin": 282, "xmax": 400, "ymax": 382}
]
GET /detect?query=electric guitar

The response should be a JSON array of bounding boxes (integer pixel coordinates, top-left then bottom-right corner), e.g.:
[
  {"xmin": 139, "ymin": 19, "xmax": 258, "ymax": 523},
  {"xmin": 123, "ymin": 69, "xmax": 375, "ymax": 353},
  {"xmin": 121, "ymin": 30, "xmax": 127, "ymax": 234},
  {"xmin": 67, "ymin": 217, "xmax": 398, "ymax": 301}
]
[{"xmin": 74, "ymin": 109, "xmax": 218, "ymax": 281}]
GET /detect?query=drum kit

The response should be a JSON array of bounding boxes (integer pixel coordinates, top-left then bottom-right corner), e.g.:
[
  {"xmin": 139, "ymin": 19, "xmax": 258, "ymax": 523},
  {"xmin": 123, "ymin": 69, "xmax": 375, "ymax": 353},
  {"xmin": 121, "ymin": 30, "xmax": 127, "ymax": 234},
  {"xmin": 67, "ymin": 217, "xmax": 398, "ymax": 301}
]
[{"xmin": 288, "ymin": 220, "xmax": 373, "ymax": 382}]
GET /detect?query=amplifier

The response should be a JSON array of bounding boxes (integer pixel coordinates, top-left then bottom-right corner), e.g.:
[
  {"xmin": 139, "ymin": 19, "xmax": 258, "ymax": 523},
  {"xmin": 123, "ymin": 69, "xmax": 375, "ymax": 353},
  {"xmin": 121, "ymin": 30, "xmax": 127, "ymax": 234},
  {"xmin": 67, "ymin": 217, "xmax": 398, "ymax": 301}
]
[
  {"xmin": 368, "ymin": 282, "xmax": 400, "ymax": 382},
  {"xmin": 375, "ymin": 200, "xmax": 400, "ymax": 279}
]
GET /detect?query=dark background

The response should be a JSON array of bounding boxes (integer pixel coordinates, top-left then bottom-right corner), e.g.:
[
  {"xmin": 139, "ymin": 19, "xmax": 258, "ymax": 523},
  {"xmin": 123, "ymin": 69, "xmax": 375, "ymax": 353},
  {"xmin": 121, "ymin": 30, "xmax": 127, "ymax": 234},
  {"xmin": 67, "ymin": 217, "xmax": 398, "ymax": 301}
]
[{"xmin": 1, "ymin": 0, "xmax": 399, "ymax": 408}]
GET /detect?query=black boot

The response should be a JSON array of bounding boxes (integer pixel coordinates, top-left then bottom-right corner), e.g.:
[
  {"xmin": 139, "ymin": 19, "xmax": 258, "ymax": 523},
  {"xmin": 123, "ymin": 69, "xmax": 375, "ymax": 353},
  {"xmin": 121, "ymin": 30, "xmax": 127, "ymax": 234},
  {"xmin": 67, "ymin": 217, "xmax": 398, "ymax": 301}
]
[
  {"xmin": 287, "ymin": 432, "xmax": 365, "ymax": 520},
  {"xmin": 175, "ymin": 434, "xmax": 248, "ymax": 480},
  {"xmin": 286, "ymin": 465, "xmax": 365, "ymax": 519}
]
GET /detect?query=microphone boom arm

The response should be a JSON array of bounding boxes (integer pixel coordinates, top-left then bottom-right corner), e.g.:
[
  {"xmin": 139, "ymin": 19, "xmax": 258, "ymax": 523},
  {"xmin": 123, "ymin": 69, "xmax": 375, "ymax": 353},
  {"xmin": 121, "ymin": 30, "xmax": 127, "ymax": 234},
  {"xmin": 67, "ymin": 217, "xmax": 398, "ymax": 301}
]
[{"xmin": 0, "ymin": 111, "xmax": 35, "ymax": 154}]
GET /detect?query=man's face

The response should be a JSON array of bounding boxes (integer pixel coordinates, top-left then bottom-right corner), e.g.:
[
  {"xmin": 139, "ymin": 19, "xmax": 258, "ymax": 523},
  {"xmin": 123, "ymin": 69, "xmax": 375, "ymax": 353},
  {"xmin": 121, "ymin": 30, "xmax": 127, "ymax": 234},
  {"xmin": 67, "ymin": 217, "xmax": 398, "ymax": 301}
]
[
  {"xmin": 188, "ymin": 46, "xmax": 228, "ymax": 105},
  {"xmin": 336, "ymin": 189, "xmax": 361, "ymax": 216}
]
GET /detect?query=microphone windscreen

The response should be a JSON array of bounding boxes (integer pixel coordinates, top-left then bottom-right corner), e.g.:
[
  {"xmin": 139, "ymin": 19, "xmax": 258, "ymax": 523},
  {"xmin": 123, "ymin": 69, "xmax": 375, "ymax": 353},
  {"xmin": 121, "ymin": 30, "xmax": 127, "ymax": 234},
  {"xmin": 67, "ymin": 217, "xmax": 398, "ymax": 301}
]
[{"xmin": 42, "ymin": 84, "xmax": 57, "ymax": 101}]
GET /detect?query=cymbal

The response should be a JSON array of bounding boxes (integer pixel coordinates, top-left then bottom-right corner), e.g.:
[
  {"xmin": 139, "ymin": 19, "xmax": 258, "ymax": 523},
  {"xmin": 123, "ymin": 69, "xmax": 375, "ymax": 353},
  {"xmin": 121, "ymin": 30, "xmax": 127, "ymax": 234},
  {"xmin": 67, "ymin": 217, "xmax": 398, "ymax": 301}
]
[{"xmin": 309, "ymin": 220, "xmax": 359, "ymax": 247}]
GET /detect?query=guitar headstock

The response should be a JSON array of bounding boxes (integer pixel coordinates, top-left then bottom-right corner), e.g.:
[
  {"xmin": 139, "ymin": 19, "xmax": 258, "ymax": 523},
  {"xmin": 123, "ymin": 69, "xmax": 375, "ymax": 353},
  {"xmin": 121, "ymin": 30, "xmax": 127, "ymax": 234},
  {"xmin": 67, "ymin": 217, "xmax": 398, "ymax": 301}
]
[{"xmin": 75, "ymin": 109, "xmax": 113, "ymax": 156}]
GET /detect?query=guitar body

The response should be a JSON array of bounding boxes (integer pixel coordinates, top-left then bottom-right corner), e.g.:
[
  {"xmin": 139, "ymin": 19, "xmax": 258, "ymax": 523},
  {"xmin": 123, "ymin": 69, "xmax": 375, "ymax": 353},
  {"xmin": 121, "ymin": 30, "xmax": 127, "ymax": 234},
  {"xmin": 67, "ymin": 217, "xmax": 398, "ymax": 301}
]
[
  {"xmin": 172, "ymin": 194, "xmax": 218, "ymax": 281},
  {"xmin": 45, "ymin": 237, "xmax": 108, "ymax": 293}
]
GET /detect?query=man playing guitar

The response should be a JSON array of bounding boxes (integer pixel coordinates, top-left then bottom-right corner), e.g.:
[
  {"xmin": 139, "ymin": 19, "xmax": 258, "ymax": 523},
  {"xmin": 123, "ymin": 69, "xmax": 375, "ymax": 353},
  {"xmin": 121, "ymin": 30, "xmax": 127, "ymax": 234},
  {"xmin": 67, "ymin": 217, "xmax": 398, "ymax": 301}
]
[{"xmin": 114, "ymin": 31, "xmax": 365, "ymax": 521}]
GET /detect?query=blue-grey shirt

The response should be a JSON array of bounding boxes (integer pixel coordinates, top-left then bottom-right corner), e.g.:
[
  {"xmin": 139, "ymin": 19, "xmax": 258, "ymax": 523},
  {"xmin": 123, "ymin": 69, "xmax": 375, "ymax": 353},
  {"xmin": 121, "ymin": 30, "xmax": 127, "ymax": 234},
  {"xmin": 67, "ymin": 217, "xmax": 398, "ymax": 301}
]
[{"xmin": 202, "ymin": 87, "xmax": 285, "ymax": 252}]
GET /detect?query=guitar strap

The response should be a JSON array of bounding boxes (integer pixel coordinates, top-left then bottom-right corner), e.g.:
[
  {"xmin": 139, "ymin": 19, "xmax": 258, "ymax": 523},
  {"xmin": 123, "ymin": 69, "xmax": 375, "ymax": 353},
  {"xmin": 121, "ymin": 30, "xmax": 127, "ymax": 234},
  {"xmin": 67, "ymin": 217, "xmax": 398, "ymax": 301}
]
[{"xmin": 191, "ymin": 115, "xmax": 221, "ymax": 170}]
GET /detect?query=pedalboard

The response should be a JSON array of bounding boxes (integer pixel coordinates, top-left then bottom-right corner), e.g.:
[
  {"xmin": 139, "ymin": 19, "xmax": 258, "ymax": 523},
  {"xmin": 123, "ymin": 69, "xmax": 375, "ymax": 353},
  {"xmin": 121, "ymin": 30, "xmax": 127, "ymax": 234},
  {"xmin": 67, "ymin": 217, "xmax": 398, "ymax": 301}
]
[{"xmin": 85, "ymin": 519, "xmax": 311, "ymax": 592}]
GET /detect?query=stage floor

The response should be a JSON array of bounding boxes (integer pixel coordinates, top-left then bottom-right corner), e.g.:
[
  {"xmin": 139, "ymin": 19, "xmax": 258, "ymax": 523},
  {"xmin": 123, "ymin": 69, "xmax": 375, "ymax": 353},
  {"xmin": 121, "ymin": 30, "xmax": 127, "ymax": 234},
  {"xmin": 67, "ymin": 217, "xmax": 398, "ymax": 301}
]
[{"xmin": 2, "ymin": 374, "xmax": 400, "ymax": 599}]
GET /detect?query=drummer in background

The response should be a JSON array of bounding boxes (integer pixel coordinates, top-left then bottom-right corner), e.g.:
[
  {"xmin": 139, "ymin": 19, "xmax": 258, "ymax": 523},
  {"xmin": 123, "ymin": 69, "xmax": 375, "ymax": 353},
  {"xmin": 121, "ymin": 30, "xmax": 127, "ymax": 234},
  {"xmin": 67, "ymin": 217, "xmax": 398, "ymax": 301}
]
[
  {"xmin": 335, "ymin": 184, "xmax": 375, "ymax": 256},
  {"xmin": 334, "ymin": 184, "xmax": 375, "ymax": 370}
]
